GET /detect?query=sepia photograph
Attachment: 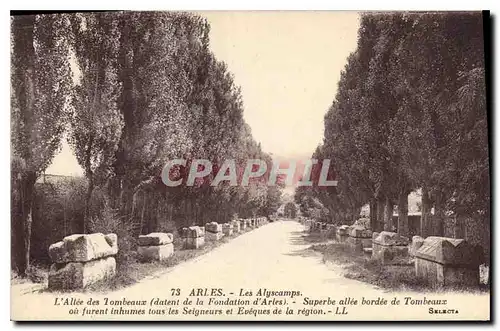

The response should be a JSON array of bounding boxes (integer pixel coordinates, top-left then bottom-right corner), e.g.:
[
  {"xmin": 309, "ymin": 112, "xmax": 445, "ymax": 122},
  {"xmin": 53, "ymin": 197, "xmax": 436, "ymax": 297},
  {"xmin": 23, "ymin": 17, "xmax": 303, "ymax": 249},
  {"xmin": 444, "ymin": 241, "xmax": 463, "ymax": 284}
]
[{"xmin": 9, "ymin": 9, "xmax": 490, "ymax": 321}]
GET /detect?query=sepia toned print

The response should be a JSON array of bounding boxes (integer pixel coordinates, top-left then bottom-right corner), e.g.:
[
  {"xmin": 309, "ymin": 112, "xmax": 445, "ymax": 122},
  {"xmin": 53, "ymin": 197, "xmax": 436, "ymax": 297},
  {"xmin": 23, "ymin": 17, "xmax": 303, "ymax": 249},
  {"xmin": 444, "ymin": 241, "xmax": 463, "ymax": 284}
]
[{"xmin": 10, "ymin": 11, "xmax": 490, "ymax": 321}]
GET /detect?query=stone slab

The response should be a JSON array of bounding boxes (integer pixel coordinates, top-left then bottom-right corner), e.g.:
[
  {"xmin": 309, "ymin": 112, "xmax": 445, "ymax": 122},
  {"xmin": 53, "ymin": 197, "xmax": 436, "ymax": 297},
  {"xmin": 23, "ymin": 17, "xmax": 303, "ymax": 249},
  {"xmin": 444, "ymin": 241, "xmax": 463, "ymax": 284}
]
[
  {"xmin": 415, "ymin": 257, "xmax": 479, "ymax": 287},
  {"xmin": 222, "ymin": 223, "xmax": 234, "ymax": 236},
  {"xmin": 337, "ymin": 225, "xmax": 350, "ymax": 236},
  {"xmin": 415, "ymin": 236, "xmax": 481, "ymax": 266},
  {"xmin": 353, "ymin": 217, "xmax": 371, "ymax": 229},
  {"xmin": 239, "ymin": 220, "xmax": 247, "ymax": 230},
  {"xmin": 138, "ymin": 243, "xmax": 174, "ymax": 262},
  {"xmin": 347, "ymin": 236, "xmax": 372, "ymax": 252},
  {"xmin": 349, "ymin": 225, "xmax": 372, "ymax": 238},
  {"xmin": 183, "ymin": 236, "xmax": 204, "ymax": 249},
  {"xmin": 182, "ymin": 226, "xmax": 204, "ymax": 238},
  {"xmin": 48, "ymin": 256, "xmax": 116, "ymax": 290},
  {"xmin": 205, "ymin": 222, "xmax": 222, "ymax": 233},
  {"xmin": 49, "ymin": 233, "xmax": 118, "ymax": 264},
  {"xmin": 138, "ymin": 232, "xmax": 173, "ymax": 246},
  {"xmin": 231, "ymin": 220, "xmax": 241, "ymax": 233},
  {"xmin": 206, "ymin": 231, "xmax": 224, "ymax": 241},
  {"xmin": 372, "ymin": 243, "xmax": 409, "ymax": 265},
  {"xmin": 373, "ymin": 231, "xmax": 409, "ymax": 246}
]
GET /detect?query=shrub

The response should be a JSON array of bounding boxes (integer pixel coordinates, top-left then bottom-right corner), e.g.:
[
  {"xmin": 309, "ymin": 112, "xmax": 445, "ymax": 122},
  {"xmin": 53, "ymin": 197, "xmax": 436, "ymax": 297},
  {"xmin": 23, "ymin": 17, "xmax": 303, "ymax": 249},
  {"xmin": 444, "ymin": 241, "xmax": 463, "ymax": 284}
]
[{"xmin": 88, "ymin": 203, "xmax": 141, "ymax": 266}]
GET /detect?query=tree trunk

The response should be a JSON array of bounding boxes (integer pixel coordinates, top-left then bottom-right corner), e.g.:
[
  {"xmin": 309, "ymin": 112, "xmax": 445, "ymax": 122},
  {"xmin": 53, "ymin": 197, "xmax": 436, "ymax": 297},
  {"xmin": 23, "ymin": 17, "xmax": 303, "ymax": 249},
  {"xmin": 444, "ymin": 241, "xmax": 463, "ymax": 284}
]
[
  {"xmin": 376, "ymin": 196, "xmax": 385, "ymax": 232},
  {"xmin": 140, "ymin": 191, "xmax": 147, "ymax": 234},
  {"xmin": 383, "ymin": 196, "xmax": 394, "ymax": 231},
  {"xmin": 397, "ymin": 188, "xmax": 409, "ymax": 237},
  {"xmin": 12, "ymin": 16, "xmax": 37, "ymax": 275},
  {"xmin": 15, "ymin": 172, "xmax": 37, "ymax": 275},
  {"xmin": 420, "ymin": 187, "xmax": 432, "ymax": 237},
  {"xmin": 432, "ymin": 192, "xmax": 445, "ymax": 236},
  {"xmin": 454, "ymin": 215, "xmax": 465, "ymax": 239},
  {"xmin": 83, "ymin": 175, "xmax": 94, "ymax": 234},
  {"xmin": 369, "ymin": 197, "xmax": 377, "ymax": 230}
]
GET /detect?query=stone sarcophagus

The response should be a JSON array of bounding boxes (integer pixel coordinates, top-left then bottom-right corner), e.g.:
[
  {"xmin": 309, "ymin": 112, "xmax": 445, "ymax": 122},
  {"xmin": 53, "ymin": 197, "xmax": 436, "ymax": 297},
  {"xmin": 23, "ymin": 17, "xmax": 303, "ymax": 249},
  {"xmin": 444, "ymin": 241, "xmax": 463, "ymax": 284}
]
[
  {"xmin": 347, "ymin": 226, "xmax": 373, "ymax": 252},
  {"xmin": 239, "ymin": 219, "xmax": 247, "ymax": 230},
  {"xmin": 205, "ymin": 222, "xmax": 223, "ymax": 241},
  {"xmin": 326, "ymin": 224, "xmax": 337, "ymax": 239},
  {"xmin": 182, "ymin": 226, "xmax": 205, "ymax": 249},
  {"xmin": 48, "ymin": 233, "xmax": 117, "ymax": 290},
  {"xmin": 414, "ymin": 236, "xmax": 482, "ymax": 287},
  {"xmin": 222, "ymin": 223, "xmax": 234, "ymax": 236},
  {"xmin": 372, "ymin": 231, "xmax": 410, "ymax": 264},
  {"xmin": 231, "ymin": 220, "xmax": 241, "ymax": 233},
  {"xmin": 137, "ymin": 232, "xmax": 174, "ymax": 262},
  {"xmin": 336, "ymin": 225, "xmax": 350, "ymax": 242}
]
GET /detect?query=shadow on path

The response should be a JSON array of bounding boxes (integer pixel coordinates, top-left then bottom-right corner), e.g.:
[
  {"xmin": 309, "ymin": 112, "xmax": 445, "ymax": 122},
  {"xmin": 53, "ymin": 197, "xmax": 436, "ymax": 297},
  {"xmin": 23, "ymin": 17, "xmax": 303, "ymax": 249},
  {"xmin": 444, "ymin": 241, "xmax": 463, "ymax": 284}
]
[{"xmin": 285, "ymin": 230, "xmax": 324, "ymax": 258}]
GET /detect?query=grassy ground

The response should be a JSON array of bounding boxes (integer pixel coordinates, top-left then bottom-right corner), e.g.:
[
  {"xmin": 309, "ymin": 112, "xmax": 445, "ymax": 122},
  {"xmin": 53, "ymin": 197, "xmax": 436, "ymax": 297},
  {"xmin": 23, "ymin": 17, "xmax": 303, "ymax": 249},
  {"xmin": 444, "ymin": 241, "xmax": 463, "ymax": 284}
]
[
  {"xmin": 13, "ymin": 225, "xmax": 262, "ymax": 294},
  {"xmin": 307, "ymin": 231, "xmax": 489, "ymax": 293}
]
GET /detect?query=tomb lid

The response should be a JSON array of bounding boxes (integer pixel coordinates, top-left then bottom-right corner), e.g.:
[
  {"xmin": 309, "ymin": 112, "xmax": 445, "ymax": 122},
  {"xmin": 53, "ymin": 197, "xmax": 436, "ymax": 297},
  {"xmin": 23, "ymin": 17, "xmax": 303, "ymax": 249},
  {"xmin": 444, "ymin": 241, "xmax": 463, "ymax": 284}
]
[{"xmin": 415, "ymin": 236, "xmax": 482, "ymax": 266}]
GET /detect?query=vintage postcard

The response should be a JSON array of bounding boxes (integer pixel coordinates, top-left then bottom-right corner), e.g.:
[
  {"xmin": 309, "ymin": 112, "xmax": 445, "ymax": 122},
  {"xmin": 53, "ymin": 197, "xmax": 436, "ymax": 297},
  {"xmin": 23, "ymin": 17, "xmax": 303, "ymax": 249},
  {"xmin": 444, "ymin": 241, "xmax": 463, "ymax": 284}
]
[{"xmin": 10, "ymin": 10, "xmax": 490, "ymax": 321}]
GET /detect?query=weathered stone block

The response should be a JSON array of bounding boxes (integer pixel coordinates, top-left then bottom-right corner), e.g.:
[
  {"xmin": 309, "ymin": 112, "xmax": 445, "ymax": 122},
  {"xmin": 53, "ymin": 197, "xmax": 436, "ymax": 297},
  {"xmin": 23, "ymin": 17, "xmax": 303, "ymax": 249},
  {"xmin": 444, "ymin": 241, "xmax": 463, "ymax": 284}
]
[
  {"xmin": 183, "ymin": 236, "xmax": 204, "ymax": 249},
  {"xmin": 349, "ymin": 225, "xmax": 372, "ymax": 238},
  {"xmin": 138, "ymin": 243, "xmax": 174, "ymax": 262},
  {"xmin": 231, "ymin": 220, "xmax": 241, "ymax": 233},
  {"xmin": 414, "ymin": 236, "xmax": 482, "ymax": 287},
  {"xmin": 415, "ymin": 257, "xmax": 479, "ymax": 287},
  {"xmin": 48, "ymin": 256, "xmax": 116, "ymax": 290},
  {"xmin": 336, "ymin": 225, "xmax": 350, "ymax": 242},
  {"xmin": 372, "ymin": 244, "xmax": 409, "ymax": 264},
  {"xmin": 239, "ymin": 219, "xmax": 247, "ymax": 230},
  {"xmin": 374, "ymin": 231, "xmax": 409, "ymax": 246},
  {"xmin": 138, "ymin": 232, "xmax": 173, "ymax": 246},
  {"xmin": 337, "ymin": 225, "xmax": 350, "ymax": 235},
  {"xmin": 410, "ymin": 236, "xmax": 425, "ymax": 256},
  {"xmin": 181, "ymin": 226, "xmax": 204, "ymax": 238},
  {"xmin": 222, "ymin": 223, "xmax": 233, "ymax": 236},
  {"xmin": 372, "ymin": 231, "xmax": 410, "ymax": 264},
  {"xmin": 353, "ymin": 217, "xmax": 371, "ymax": 229},
  {"xmin": 206, "ymin": 231, "xmax": 223, "ymax": 241},
  {"xmin": 49, "ymin": 233, "xmax": 118, "ymax": 264},
  {"xmin": 347, "ymin": 236, "xmax": 372, "ymax": 252},
  {"xmin": 205, "ymin": 222, "xmax": 222, "ymax": 233},
  {"xmin": 415, "ymin": 236, "xmax": 481, "ymax": 265}
]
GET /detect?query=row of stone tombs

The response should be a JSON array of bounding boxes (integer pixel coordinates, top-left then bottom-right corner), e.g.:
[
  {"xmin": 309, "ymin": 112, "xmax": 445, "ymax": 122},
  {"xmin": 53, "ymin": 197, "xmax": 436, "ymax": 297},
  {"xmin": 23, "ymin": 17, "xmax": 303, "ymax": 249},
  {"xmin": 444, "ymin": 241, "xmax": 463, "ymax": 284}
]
[
  {"xmin": 47, "ymin": 217, "xmax": 267, "ymax": 290},
  {"xmin": 302, "ymin": 219, "xmax": 485, "ymax": 289}
]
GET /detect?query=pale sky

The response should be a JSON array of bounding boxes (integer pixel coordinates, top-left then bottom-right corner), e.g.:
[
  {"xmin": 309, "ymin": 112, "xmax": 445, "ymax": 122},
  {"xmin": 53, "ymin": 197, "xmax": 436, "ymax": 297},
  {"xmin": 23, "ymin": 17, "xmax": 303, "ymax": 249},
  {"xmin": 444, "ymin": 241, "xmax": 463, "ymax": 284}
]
[{"xmin": 46, "ymin": 11, "xmax": 360, "ymax": 176}]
